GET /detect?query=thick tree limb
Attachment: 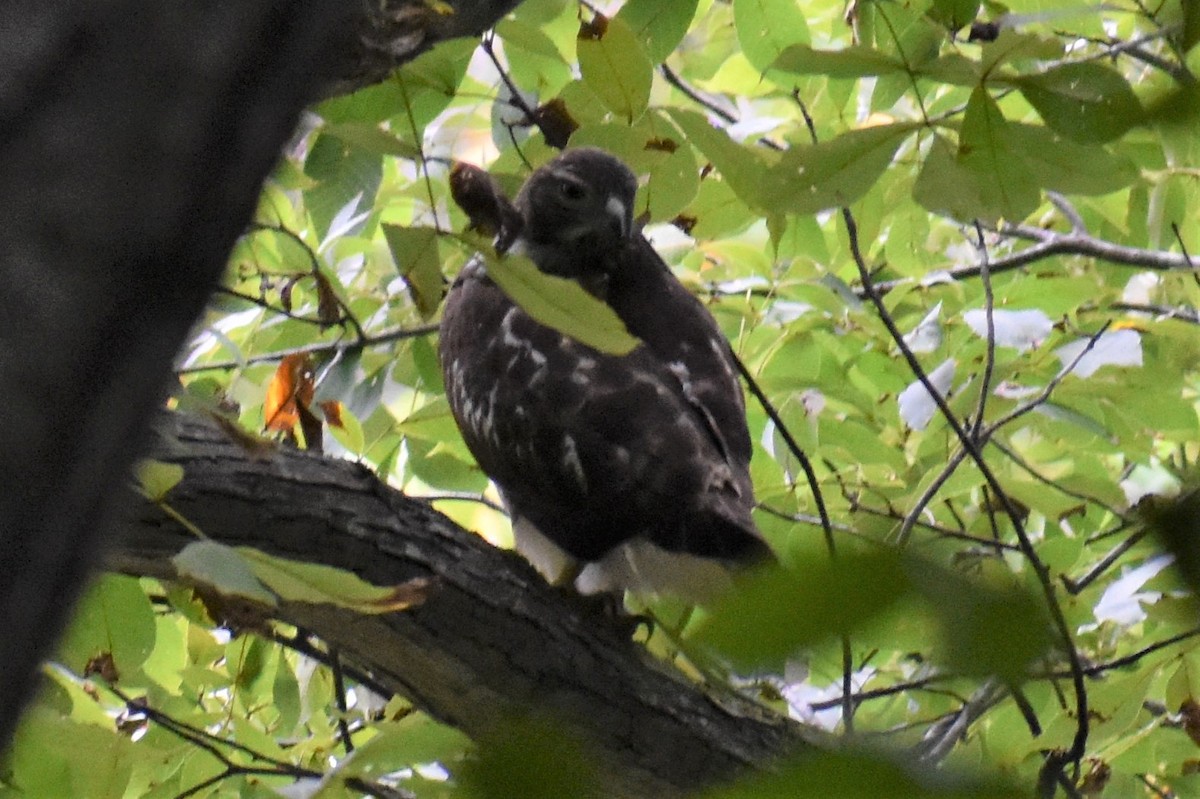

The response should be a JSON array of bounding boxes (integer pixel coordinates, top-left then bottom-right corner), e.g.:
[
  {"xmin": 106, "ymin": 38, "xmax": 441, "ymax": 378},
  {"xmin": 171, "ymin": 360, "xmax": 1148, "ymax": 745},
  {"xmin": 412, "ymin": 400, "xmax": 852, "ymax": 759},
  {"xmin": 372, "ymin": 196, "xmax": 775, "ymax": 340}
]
[
  {"xmin": 112, "ymin": 412, "xmax": 814, "ymax": 798},
  {"xmin": 330, "ymin": 0, "xmax": 524, "ymax": 94}
]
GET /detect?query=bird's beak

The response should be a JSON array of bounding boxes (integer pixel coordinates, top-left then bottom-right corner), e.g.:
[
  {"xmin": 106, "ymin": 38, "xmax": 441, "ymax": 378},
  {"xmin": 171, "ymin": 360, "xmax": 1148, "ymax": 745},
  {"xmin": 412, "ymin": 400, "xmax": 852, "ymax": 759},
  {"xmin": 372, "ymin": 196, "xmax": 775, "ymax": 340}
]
[{"xmin": 605, "ymin": 195, "xmax": 633, "ymax": 240}]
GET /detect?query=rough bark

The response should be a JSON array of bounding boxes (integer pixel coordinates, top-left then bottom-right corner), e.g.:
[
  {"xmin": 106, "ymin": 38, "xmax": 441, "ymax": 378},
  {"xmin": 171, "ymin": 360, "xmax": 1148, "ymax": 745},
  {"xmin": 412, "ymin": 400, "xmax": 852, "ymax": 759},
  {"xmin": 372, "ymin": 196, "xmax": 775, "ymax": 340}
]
[
  {"xmin": 0, "ymin": 0, "xmax": 520, "ymax": 747},
  {"xmin": 329, "ymin": 0, "xmax": 524, "ymax": 95},
  {"xmin": 112, "ymin": 412, "xmax": 815, "ymax": 797}
]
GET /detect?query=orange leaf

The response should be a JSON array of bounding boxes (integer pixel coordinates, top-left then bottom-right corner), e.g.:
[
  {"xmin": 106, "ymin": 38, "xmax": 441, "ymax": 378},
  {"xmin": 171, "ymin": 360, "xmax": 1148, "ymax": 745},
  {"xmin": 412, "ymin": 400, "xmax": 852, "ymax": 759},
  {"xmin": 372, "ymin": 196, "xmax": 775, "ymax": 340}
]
[
  {"xmin": 320, "ymin": 400, "xmax": 344, "ymax": 429},
  {"xmin": 264, "ymin": 354, "xmax": 315, "ymax": 432}
]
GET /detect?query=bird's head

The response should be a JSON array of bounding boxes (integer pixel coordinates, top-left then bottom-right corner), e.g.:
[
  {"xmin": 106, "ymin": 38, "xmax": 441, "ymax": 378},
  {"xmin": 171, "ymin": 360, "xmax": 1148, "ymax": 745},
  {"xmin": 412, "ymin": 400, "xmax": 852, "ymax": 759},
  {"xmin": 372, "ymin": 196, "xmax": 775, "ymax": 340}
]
[{"xmin": 514, "ymin": 148, "xmax": 638, "ymax": 276}]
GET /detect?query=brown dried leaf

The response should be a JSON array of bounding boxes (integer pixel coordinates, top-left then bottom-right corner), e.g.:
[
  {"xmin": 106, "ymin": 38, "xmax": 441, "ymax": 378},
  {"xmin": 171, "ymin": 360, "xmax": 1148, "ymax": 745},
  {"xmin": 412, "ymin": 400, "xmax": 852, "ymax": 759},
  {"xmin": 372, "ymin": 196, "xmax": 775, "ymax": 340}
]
[
  {"xmin": 314, "ymin": 271, "xmax": 342, "ymax": 327},
  {"xmin": 532, "ymin": 98, "xmax": 578, "ymax": 149}
]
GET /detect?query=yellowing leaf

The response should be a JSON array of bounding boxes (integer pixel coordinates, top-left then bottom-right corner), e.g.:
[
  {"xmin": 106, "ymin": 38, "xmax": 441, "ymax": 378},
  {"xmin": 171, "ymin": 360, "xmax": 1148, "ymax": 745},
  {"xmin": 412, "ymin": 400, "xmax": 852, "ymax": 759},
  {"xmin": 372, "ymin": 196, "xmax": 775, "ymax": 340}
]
[
  {"xmin": 236, "ymin": 548, "xmax": 435, "ymax": 613},
  {"xmin": 484, "ymin": 254, "xmax": 640, "ymax": 355},
  {"xmin": 173, "ymin": 541, "xmax": 278, "ymax": 607},
  {"xmin": 137, "ymin": 459, "xmax": 184, "ymax": 502}
]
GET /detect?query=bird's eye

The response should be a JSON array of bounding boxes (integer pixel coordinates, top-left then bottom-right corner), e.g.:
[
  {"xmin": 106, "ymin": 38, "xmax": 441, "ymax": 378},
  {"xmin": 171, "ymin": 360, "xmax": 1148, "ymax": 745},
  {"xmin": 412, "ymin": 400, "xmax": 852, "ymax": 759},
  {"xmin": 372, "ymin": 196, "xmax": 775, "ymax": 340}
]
[{"xmin": 559, "ymin": 181, "xmax": 587, "ymax": 202}]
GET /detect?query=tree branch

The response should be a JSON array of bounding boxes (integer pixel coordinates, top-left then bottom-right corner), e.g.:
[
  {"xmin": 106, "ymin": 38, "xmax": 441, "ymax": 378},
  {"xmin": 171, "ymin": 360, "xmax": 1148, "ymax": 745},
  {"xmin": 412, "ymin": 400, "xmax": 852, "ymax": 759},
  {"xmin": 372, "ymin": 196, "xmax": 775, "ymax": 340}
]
[{"xmin": 111, "ymin": 412, "xmax": 816, "ymax": 798}]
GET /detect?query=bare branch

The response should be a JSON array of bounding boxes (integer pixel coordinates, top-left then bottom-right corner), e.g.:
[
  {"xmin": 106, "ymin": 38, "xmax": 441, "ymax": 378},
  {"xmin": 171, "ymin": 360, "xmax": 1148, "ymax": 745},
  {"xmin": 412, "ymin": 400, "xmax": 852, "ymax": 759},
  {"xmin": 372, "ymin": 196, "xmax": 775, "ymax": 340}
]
[
  {"xmin": 177, "ymin": 323, "xmax": 440, "ymax": 374},
  {"xmin": 870, "ymin": 226, "xmax": 1198, "ymax": 297}
]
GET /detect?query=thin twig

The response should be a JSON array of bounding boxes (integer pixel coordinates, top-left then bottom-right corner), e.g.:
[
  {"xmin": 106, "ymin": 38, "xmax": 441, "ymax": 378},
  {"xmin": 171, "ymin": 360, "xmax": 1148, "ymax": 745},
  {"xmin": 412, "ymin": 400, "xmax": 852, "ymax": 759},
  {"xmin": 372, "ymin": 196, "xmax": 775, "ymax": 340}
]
[
  {"xmin": 916, "ymin": 679, "xmax": 1008, "ymax": 764},
  {"xmin": 660, "ymin": 64, "xmax": 738, "ymax": 124},
  {"xmin": 843, "ymin": 203, "xmax": 1092, "ymax": 775},
  {"xmin": 330, "ymin": 646, "xmax": 356, "ymax": 755},
  {"xmin": 732, "ymin": 355, "xmax": 833, "ymax": 548},
  {"xmin": 989, "ymin": 438, "xmax": 1125, "ymax": 518},
  {"xmin": 248, "ymin": 223, "xmax": 368, "ymax": 342},
  {"xmin": 1061, "ymin": 527, "xmax": 1147, "ymax": 595},
  {"xmin": 214, "ymin": 286, "xmax": 339, "ymax": 327},
  {"xmin": 970, "ymin": 221, "xmax": 995, "ymax": 442},
  {"xmin": 178, "ymin": 322, "xmax": 440, "ymax": 374},
  {"xmin": 1107, "ymin": 301, "xmax": 1200, "ymax": 324}
]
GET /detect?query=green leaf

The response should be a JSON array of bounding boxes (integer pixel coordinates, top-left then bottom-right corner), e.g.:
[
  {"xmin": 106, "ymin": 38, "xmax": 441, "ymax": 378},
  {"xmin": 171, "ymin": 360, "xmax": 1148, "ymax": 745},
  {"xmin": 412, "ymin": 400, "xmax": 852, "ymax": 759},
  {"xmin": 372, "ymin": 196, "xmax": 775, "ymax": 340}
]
[
  {"xmin": 979, "ymin": 29, "xmax": 1062, "ymax": 74},
  {"xmin": 698, "ymin": 551, "xmax": 914, "ymax": 668},
  {"xmin": 461, "ymin": 715, "xmax": 599, "ymax": 799},
  {"xmin": 317, "ymin": 81, "xmax": 407, "ymax": 125},
  {"xmin": 914, "ymin": 567, "xmax": 1054, "ymax": 682},
  {"xmin": 303, "ymin": 133, "xmax": 382, "ymax": 240},
  {"xmin": 1006, "ymin": 123, "xmax": 1138, "ymax": 195},
  {"xmin": 577, "ymin": 15, "xmax": 653, "ymax": 122},
  {"xmin": 1014, "ymin": 62, "xmax": 1143, "ymax": 144},
  {"xmin": 136, "ymin": 459, "xmax": 183, "ymax": 502},
  {"xmin": 57, "ymin": 575, "xmax": 157, "ymax": 676},
  {"xmin": 771, "ymin": 44, "xmax": 905, "ymax": 78},
  {"xmin": 482, "ymin": 254, "xmax": 641, "ymax": 355},
  {"xmin": 957, "ymin": 87, "xmax": 1040, "ymax": 221},
  {"xmin": 733, "ymin": 0, "xmax": 810, "ymax": 74},
  {"xmin": 916, "ymin": 52, "xmax": 981, "ymax": 85},
  {"xmin": 332, "ymin": 716, "xmax": 471, "ymax": 784},
  {"xmin": 763, "ymin": 123, "xmax": 916, "ymax": 214},
  {"xmin": 667, "ymin": 107, "xmax": 771, "ymax": 210},
  {"xmin": 913, "ymin": 133, "xmax": 989, "ymax": 220},
  {"xmin": 615, "ymin": 0, "xmax": 699, "ymax": 62},
  {"xmin": 646, "ymin": 143, "xmax": 700, "ymax": 221},
  {"xmin": 272, "ymin": 654, "xmax": 302, "ymax": 733},
  {"xmin": 495, "ymin": 18, "xmax": 564, "ymax": 60},
  {"xmin": 237, "ymin": 547, "xmax": 434, "ymax": 613},
  {"xmin": 173, "ymin": 541, "xmax": 277, "ymax": 607},
  {"xmin": 324, "ymin": 122, "xmax": 421, "ymax": 158},
  {"xmin": 383, "ymin": 224, "xmax": 444, "ymax": 318},
  {"xmin": 702, "ymin": 749, "xmax": 1023, "ymax": 798},
  {"xmin": 325, "ymin": 402, "xmax": 366, "ymax": 455},
  {"xmin": 928, "ymin": 0, "xmax": 980, "ymax": 31},
  {"xmin": 8, "ymin": 707, "xmax": 140, "ymax": 799}
]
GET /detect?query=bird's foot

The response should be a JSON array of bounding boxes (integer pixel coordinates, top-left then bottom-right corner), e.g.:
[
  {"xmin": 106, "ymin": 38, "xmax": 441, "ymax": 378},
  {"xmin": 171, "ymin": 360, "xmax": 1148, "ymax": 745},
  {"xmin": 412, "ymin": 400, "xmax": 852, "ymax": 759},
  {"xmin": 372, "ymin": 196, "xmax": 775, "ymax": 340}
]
[{"xmin": 560, "ymin": 589, "xmax": 653, "ymax": 639}]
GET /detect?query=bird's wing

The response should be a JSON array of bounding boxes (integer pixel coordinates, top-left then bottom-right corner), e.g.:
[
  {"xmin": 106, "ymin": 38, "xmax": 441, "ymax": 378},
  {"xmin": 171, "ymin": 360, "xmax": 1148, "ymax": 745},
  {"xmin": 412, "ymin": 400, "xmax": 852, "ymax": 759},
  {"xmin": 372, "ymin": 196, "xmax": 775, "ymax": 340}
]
[
  {"xmin": 439, "ymin": 266, "xmax": 764, "ymax": 564},
  {"xmin": 606, "ymin": 236, "xmax": 755, "ymax": 495}
]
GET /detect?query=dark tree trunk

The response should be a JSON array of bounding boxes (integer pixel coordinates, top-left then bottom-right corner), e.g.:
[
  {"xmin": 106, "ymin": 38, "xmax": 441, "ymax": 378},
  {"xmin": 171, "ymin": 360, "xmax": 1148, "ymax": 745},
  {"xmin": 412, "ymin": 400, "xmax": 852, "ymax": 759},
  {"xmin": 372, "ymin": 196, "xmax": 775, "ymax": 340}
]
[
  {"xmin": 0, "ymin": 0, "xmax": 517, "ymax": 746},
  {"xmin": 111, "ymin": 412, "xmax": 814, "ymax": 797}
]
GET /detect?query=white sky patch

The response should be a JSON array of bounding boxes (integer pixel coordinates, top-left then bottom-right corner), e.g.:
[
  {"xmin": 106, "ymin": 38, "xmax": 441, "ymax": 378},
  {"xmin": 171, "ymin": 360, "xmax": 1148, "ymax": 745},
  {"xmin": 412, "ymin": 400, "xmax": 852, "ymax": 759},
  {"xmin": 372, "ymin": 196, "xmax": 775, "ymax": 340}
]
[
  {"xmin": 898, "ymin": 359, "xmax": 956, "ymax": 431},
  {"xmin": 320, "ymin": 192, "xmax": 368, "ymax": 252},
  {"xmin": 726, "ymin": 97, "xmax": 785, "ymax": 141},
  {"xmin": 1055, "ymin": 329, "xmax": 1143, "ymax": 378},
  {"xmin": 993, "ymin": 381, "xmax": 1042, "ymax": 400},
  {"xmin": 904, "ymin": 302, "xmax": 943, "ymax": 353},
  {"xmin": 963, "ymin": 308, "xmax": 1053, "ymax": 352},
  {"xmin": 1120, "ymin": 462, "xmax": 1182, "ymax": 505},
  {"xmin": 763, "ymin": 300, "xmax": 813, "ymax": 325},
  {"xmin": 1122, "ymin": 272, "xmax": 1160, "ymax": 305},
  {"xmin": 1091, "ymin": 554, "xmax": 1175, "ymax": 627},
  {"xmin": 783, "ymin": 662, "xmax": 877, "ymax": 731}
]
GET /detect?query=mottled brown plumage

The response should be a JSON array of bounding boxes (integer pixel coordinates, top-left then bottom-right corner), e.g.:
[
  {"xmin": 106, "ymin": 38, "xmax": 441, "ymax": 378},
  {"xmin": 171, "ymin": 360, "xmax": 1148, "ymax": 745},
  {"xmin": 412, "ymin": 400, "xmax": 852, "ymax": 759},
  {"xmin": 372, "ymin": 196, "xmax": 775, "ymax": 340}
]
[{"xmin": 439, "ymin": 148, "xmax": 770, "ymax": 602}]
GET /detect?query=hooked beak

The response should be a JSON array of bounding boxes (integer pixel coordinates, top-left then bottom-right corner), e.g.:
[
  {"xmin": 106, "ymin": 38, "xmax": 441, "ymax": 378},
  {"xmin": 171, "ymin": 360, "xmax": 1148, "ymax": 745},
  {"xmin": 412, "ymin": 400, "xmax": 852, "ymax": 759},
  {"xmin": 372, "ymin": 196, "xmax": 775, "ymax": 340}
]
[{"xmin": 605, "ymin": 195, "xmax": 633, "ymax": 240}]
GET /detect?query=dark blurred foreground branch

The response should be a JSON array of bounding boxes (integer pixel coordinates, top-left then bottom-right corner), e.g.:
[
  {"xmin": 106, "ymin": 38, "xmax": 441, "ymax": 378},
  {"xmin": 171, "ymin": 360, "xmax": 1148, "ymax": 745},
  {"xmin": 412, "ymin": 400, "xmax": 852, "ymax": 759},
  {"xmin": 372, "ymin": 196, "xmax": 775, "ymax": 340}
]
[
  {"xmin": 0, "ymin": 0, "xmax": 555, "ymax": 756},
  {"xmin": 110, "ymin": 412, "xmax": 815, "ymax": 798}
]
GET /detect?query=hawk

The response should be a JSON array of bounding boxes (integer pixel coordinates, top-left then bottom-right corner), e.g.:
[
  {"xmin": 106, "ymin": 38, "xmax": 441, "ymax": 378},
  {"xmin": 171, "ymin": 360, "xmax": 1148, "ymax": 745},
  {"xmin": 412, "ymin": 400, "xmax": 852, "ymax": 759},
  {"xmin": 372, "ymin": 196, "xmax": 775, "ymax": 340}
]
[{"xmin": 439, "ymin": 148, "xmax": 772, "ymax": 603}]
